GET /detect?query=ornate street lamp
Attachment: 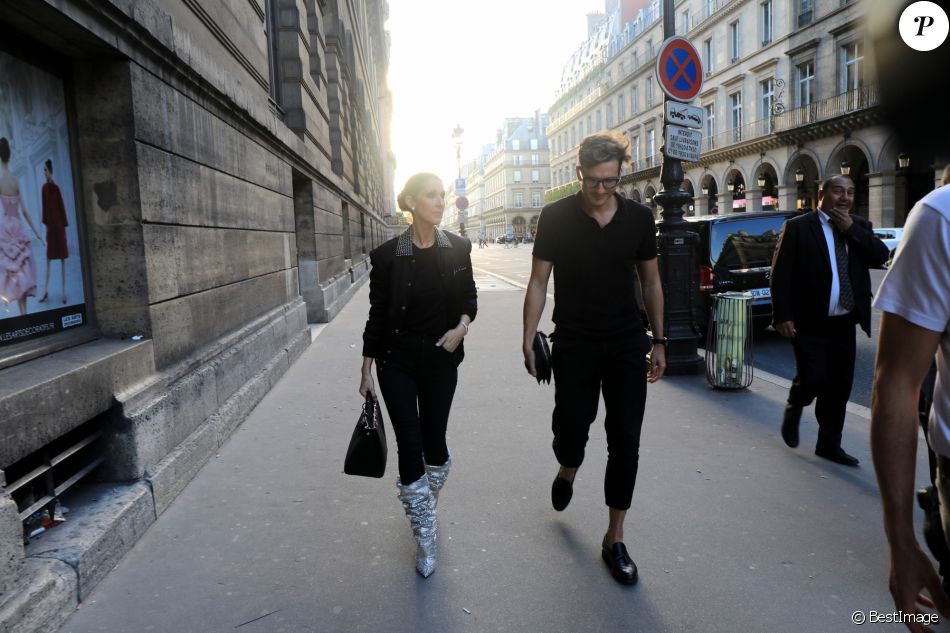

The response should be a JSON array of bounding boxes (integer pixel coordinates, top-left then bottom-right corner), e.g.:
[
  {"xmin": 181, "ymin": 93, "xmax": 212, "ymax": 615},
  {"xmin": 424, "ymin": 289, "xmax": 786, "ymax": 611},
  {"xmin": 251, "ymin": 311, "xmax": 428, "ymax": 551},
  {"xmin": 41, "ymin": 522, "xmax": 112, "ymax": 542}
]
[
  {"xmin": 701, "ymin": 183, "xmax": 709, "ymax": 195},
  {"xmin": 898, "ymin": 153, "xmax": 910, "ymax": 169},
  {"xmin": 840, "ymin": 160, "xmax": 851, "ymax": 176},
  {"xmin": 794, "ymin": 167, "xmax": 805, "ymax": 184},
  {"xmin": 756, "ymin": 173, "xmax": 766, "ymax": 189},
  {"xmin": 727, "ymin": 179, "xmax": 735, "ymax": 193}
]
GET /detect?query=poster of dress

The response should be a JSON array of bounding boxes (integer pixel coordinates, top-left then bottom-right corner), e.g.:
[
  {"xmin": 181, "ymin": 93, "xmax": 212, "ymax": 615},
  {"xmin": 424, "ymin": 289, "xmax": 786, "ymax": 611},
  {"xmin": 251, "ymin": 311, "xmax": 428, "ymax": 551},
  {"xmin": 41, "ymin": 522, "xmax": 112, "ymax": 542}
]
[{"xmin": 0, "ymin": 47, "xmax": 87, "ymax": 349}]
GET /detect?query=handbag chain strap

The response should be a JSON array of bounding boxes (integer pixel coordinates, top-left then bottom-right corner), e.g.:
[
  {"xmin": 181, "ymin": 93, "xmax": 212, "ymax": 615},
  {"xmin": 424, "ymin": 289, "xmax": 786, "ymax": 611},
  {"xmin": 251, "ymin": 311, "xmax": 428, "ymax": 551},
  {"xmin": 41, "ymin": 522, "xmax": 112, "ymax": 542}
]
[{"xmin": 363, "ymin": 394, "xmax": 377, "ymax": 430}]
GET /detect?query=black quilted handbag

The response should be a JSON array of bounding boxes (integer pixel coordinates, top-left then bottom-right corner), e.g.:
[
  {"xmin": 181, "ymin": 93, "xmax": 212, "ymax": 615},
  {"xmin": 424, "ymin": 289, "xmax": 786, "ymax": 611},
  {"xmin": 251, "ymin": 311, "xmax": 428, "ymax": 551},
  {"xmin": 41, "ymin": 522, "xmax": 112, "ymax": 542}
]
[{"xmin": 343, "ymin": 394, "xmax": 388, "ymax": 478}]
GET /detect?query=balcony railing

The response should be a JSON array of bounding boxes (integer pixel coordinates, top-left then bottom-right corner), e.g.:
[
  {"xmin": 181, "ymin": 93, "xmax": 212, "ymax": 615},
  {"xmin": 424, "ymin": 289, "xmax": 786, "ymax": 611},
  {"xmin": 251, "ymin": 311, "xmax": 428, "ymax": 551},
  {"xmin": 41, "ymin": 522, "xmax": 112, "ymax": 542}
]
[
  {"xmin": 702, "ymin": 85, "xmax": 878, "ymax": 153},
  {"xmin": 549, "ymin": 83, "xmax": 609, "ymax": 131}
]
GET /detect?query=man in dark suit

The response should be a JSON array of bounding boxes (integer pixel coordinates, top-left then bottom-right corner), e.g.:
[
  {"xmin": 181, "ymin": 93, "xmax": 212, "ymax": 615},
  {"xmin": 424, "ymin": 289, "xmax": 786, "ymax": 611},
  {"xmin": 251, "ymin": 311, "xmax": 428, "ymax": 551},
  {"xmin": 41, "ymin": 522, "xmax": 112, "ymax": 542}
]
[{"xmin": 771, "ymin": 174, "xmax": 889, "ymax": 466}]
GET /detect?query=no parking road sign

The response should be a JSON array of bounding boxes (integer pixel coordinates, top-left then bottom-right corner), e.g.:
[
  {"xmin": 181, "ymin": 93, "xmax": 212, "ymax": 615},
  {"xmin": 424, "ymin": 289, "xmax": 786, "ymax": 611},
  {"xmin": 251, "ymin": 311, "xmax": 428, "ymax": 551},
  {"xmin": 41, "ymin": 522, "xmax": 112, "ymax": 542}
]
[{"xmin": 655, "ymin": 36, "xmax": 703, "ymax": 102}]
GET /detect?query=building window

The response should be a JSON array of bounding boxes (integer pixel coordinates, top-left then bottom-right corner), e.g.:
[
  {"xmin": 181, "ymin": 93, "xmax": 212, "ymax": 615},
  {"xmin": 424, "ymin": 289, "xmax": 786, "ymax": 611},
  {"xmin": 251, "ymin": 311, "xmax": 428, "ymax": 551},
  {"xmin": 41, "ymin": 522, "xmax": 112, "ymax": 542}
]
[
  {"xmin": 0, "ymin": 47, "xmax": 93, "ymax": 361},
  {"xmin": 618, "ymin": 94, "xmax": 626, "ymax": 121},
  {"xmin": 646, "ymin": 77, "xmax": 654, "ymax": 107},
  {"xmin": 531, "ymin": 169, "xmax": 540, "ymax": 183},
  {"xmin": 761, "ymin": 1, "xmax": 773, "ymax": 45},
  {"xmin": 587, "ymin": 115, "xmax": 593, "ymax": 135},
  {"xmin": 511, "ymin": 139, "xmax": 520, "ymax": 151},
  {"xmin": 570, "ymin": 125, "xmax": 576, "ymax": 147},
  {"xmin": 704, "ymin": 0, "xmax": 714, "ymax": 18},
  {"xmin": 703, "ymin": 38, "xmax": 714, "ymax": 76},
  {"xmin": 760, "ymin": 78, "xmax": 775, "ymax": 131},
  {"xmin": 530, "ymin": 138, "xmax": 539, "ymax": 150},
  {"xmin": 606, "ymin": 103, "xmax": 614, "ymax": 127},
  {"xmin": 646, "ymin": 38, "xmax": 653, "ymax": 58},
  {"xmin": 705, "ymin": 102, "xmax": 716, "ymax": 138},
  {"xmin": 796, "ymin": 60, "xmax": 815, "ymax": 107},
  {"xmin": 730, "ymin": 21, "xmax": 741, "ymax": 62},
  {"xmin": 647, "ymin": 129, "xmax": 656, "ymax": 165},
  {"xmin": 514, "ymin": 154, "xmax": 522, "ymax": 166},
  {"xmin": 596, "ymin": 110, "xmax": 602, "ymax": 130},
  {"xmin": 730, "ymin": 91, "xmax": 743, "ymax": 142},
  {"xmin": 532, "ymin": 191, "xmax": 542, "ymax": 207},
  {"xmin": 632, "ymin": 135, "xmax": 641, "ymax": 169},
  {"xmin": 842, "ymin": 40, "xmax": 864, "ymax": 93},
  {"xmin": 798, "ymin": 0, "xmax": 813, "ymax": 27},
  {"xmin": 513, "ymin": 170, "xmax": 522, "ymax": 183},
  {"xmin": 514, "ymin": 191, "xmax": 523, "ymax": 208},
  {"xmin": 531, "ymin": 153, "xmax": 539, "ymax": 165},
  {"xmin": 681, "ymin": 8, "xmax": 691, "ymax": 33},
  {"xmin": 631, "ymin": 85, "xmax": 639, "ymax": 113}
]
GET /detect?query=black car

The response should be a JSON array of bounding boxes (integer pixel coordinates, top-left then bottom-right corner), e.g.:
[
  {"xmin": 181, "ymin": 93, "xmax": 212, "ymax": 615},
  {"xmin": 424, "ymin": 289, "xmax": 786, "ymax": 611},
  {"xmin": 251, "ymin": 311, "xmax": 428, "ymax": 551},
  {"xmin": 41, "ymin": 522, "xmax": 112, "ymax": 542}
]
[{"xmin": 655, "ymin": 210, "xmax": 794, "ymax": 333}]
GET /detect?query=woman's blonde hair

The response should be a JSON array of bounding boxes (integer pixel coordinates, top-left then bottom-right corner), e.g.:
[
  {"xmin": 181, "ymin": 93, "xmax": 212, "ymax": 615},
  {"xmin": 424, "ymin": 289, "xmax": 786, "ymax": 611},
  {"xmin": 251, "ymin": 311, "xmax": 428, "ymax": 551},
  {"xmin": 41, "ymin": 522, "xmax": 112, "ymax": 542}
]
[{"xmin": 397, "ymin": 173, "xmax": 442, "ymax": 212}]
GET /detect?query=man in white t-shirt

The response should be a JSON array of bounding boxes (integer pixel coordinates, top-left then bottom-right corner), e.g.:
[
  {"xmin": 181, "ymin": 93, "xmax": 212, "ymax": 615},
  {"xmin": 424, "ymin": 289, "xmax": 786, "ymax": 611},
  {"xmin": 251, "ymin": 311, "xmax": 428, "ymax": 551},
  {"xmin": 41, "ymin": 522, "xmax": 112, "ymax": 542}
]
[{"xmin": 872, "ymin": 180, "xmax": 950, "ymax": 625}]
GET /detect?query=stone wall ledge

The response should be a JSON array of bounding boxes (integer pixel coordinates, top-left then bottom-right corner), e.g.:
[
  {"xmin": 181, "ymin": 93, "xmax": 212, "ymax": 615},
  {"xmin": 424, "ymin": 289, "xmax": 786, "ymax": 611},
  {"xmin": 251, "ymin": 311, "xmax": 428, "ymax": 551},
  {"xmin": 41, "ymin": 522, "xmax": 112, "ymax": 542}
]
[{"xmin": 0, "ymin": 338, "xmax": 155, "ymax": 468}]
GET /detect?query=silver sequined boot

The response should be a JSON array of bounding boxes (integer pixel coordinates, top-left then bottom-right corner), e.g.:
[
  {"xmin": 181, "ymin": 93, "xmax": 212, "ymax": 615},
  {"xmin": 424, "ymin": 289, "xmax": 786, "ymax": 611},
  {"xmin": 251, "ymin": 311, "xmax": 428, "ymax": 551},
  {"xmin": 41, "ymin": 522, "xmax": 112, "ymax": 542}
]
[
  {"xmin": 396, "ymin": 474, "xmax": 437, "ymax": 577},
  {"xmin": 425, "ymin": 450, "xmax": 452, "ymax": 510}
]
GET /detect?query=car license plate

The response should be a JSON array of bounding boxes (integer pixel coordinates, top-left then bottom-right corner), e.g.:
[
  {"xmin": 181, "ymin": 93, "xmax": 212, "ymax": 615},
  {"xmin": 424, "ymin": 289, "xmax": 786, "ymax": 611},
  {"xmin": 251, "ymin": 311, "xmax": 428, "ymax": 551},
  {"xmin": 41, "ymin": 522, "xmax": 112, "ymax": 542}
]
[{"xmin": 749, "ymin": 288, "xmax": 771, "ymax": 299}]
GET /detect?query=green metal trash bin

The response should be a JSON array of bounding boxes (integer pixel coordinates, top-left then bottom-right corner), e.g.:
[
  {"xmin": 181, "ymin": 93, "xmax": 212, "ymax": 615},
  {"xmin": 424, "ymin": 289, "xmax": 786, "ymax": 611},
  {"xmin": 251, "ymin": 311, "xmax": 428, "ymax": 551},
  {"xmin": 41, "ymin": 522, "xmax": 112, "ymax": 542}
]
[{"xmin": 705, "ymin": 292, "xmax": 754, "ymax": 389}]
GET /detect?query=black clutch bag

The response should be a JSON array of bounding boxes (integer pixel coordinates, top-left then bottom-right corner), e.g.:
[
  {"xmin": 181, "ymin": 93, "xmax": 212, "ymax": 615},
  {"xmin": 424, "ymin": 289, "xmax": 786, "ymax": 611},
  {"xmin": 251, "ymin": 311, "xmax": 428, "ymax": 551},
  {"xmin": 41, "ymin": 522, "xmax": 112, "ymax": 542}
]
[
  {"xmin": 533, "ymin": 331, "xmax": 552, "ymax": 385},
  {"xmin": 344, "ymin": 394, "xmax": 388, "ymax": 478}
]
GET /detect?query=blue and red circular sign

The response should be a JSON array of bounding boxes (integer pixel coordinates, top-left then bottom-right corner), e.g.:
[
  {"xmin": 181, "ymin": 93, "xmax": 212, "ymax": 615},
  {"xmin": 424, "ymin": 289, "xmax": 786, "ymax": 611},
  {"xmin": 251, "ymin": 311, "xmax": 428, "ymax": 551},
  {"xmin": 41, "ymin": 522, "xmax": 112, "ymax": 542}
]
[{"xmin": 655, "ymin": 36, "xmax": 703, "ymax": 102}]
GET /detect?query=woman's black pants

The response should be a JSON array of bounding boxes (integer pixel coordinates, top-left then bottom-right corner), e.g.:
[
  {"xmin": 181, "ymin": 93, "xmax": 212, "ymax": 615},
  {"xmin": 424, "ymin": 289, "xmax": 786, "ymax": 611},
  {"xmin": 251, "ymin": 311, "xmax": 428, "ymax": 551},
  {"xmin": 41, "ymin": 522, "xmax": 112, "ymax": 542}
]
[{"xmin": 376, "ymin": 334, "xmax": 458, "ymax": 484}]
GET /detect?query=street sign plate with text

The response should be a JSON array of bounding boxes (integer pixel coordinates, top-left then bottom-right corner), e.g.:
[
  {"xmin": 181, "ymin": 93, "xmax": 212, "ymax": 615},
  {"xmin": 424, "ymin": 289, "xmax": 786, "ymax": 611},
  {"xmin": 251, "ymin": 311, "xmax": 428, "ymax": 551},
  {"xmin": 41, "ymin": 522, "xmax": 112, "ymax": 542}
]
[
  {"xmin": 665, "ymin": 102, "xmax": 704, "ymax": 129},
  {"xmin": 664, "ymin": 124, "xmax": 702, "ymax": 162}
]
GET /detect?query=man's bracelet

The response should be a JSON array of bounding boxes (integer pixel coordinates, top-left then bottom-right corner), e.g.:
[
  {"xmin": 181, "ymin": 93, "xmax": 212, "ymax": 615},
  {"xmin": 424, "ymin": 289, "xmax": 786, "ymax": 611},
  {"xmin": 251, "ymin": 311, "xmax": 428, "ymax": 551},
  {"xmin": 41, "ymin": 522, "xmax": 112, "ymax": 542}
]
[
  {"xmin": 459, "ymin": 321, "xmax": 469, "ymax": 335},
  {"xmin": 651, "ymin": 337, "xmax": 668, "ymax": 345}
]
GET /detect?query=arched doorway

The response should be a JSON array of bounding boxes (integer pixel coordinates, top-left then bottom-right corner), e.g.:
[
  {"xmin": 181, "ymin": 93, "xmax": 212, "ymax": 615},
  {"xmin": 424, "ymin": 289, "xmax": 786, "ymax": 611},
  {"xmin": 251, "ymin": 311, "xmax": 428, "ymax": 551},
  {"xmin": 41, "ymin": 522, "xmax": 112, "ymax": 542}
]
[
  {"xmin": 752, "ymin": 162, "xmax": 778, "ymax": 210},
  {"xmin": 644, "ymin": 185, "xmax": 657, "ymax": 217},
  {"xmin": 529, "ymin": 215, "xmax": 539, "ymax": 237},
  {"xmin": 682, "ymin": 178, "xmax": 696, "ymax": 215},
  {"xmin": 830, "ymin": 146, "xmax": 870, "ymax": 219},
  {"xmin": 725, "ymin": 169, "xmax": 746, "ymax": 211},
  {"xmin": 787, "ymin": 153, "xmax": 820, "ymax": 211},
  {"xmin": 701, "ymin": 175, "xmax": 718, "ymax": 214},
  {"xmin": 511, "ymin": 216, "xmax": 527, "ymax": 239},
  {"xmin": 630, "ymin": 189, "xmax": 642, "ymax": 203}
]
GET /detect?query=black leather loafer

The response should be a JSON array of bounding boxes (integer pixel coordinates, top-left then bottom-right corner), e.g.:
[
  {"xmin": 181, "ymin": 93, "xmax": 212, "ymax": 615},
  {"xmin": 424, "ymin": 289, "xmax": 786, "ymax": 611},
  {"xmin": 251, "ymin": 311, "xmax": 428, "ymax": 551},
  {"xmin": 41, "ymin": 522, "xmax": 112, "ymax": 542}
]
[
  {"xmin": 551, "ymin": 474, "xmax": 573, "ymax": 511},
  {"xmin": 601, "ymin": 536, "xmax": 638, "ymax": 585},
  {"xmin": 781, "ymin": 404, "xmax": 802, "ymax": 448},
  {"xmin": 815, "ymin": 446, "xmax": 860, "ymax": 467}
]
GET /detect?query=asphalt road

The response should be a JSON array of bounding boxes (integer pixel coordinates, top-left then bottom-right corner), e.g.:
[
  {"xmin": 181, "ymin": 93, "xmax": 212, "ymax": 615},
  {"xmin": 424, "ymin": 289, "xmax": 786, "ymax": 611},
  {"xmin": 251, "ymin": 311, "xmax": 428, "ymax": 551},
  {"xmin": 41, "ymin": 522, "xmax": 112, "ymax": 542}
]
[{"xmin": 470, "ymin": 244, "xmax": 887, "ymax": 408}]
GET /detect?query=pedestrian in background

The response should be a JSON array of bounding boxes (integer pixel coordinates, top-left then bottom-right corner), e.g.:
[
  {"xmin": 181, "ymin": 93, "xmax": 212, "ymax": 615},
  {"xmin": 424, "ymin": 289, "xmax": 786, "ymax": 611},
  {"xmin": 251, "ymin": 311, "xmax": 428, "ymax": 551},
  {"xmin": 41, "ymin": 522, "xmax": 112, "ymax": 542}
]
[
  {"xmin": 872, "ymin": 173, "xmax": 950, "ymax": 631},
  {"xmin": 771, "ymin": 174, "xmax": 889, "ymax": 466},
  {"xmin": 359, "ymin": 172, "xmax": 477, "ymax": 577},
  {"xmin": 522, "ymin": 131, "xmax": 666, "ymax": 586}
]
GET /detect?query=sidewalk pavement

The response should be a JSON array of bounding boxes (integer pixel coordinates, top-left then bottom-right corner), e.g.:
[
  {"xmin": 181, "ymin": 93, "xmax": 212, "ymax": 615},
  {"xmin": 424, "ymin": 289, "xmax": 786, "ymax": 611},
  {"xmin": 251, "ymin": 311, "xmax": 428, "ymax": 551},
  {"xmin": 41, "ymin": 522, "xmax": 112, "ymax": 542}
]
[{"xmin": 57, "ymin": 276, "xmax": 936, "ymax": 633}]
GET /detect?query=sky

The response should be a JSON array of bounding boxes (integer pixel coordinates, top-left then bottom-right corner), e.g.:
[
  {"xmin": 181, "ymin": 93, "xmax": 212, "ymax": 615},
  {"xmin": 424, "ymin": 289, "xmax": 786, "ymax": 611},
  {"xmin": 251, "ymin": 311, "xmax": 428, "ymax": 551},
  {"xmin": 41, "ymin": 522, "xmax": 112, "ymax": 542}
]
[{"xmin": 386, "ymin": 0, "xmax": 604, "ymax": 192}]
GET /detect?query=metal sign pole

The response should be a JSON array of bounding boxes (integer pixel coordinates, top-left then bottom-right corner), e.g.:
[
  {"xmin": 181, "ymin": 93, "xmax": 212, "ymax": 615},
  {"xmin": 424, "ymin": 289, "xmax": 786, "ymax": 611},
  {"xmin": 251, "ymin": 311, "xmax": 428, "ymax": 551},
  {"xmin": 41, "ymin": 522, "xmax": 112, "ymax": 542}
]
[{"xmin": 654, "ymin": 1, "xmax": 703, "ymax": 375}]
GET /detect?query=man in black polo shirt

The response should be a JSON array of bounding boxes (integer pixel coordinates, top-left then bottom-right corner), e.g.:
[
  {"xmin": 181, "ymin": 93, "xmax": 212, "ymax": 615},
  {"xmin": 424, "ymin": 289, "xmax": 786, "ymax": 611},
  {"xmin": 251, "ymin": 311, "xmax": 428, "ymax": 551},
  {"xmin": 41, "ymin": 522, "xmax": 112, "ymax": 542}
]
[{"xmin": 522, "ymin": 132, "xmax": 666, "ymax": 585}]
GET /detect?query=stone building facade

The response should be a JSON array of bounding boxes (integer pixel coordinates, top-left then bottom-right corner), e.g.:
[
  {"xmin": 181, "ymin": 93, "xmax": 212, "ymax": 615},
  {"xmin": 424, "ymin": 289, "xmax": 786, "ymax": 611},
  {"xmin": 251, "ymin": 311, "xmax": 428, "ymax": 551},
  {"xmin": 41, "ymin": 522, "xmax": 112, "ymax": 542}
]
[
  {"xmin": 0, "ymin": 1, "xmax": 392, "ymax": 630},
  {"xmin": 546, "ymin": 0, "xmax": 943, "ymax": 226},
  {"xmin": 444, "ymin": 114, "xmax": 551, "ymax": 241}
]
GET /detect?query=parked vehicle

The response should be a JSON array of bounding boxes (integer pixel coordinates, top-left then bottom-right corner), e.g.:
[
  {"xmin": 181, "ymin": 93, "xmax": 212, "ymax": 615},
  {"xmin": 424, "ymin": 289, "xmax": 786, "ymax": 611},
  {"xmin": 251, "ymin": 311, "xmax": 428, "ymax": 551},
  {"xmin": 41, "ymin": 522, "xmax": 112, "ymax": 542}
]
[
  {"xmin": 653, "ymin": 210, "xmax": 794, "ymax": 334},
  {"xmin": 873, "ymin": 227, "xmax": 903, "ymax": 265}
]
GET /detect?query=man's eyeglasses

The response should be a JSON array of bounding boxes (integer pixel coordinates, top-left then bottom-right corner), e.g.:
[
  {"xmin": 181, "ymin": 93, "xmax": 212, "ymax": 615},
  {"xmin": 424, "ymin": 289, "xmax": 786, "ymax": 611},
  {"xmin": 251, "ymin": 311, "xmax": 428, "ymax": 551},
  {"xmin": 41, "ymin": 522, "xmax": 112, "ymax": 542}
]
[{"xmin": 580, "ymin": 176, "xmax": 621, "ymax": 190}]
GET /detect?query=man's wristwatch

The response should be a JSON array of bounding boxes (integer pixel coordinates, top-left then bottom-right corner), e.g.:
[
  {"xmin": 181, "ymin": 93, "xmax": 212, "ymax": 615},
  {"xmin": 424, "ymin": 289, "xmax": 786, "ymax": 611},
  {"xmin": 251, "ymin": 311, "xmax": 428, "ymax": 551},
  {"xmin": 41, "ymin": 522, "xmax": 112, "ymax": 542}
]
[{"xmin": 651, "ymin": 337, "xmax": 668, "ymax": 346}]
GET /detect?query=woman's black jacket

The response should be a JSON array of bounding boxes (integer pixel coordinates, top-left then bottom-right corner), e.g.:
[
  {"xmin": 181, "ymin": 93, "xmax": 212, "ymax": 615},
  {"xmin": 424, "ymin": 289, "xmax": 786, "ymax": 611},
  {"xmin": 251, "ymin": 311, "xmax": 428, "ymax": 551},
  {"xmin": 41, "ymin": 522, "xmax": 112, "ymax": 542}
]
[{"xmin": 362, "ymin": 228, "xmax": 478, "ymax": 360}]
